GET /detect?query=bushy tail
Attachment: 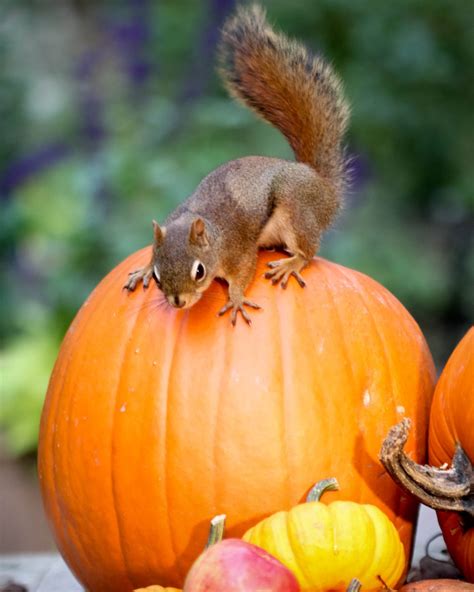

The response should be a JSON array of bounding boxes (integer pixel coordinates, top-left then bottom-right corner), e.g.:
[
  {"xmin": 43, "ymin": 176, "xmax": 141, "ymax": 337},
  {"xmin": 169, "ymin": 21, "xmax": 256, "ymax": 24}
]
[{"xmin": 219, "ymin": 5, "xmax": 350, "ymax": 190}]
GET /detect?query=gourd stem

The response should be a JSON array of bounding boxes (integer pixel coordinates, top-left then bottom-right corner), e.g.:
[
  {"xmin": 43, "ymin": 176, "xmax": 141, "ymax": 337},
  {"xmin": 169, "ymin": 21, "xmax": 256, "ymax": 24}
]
[
  {"xmin": 379, "ymin": 419, "xmax": 474, "ymax": 518},
  {"xmin": 306, "ymin": 477, "xmax": 339, "ymax": 503},
  {"xmin": 206, "ymin": 514, "xmax": 226, "ymax": 548},
  {"xmin": 377, "ymin": 574, "xmax": 395, "ymax": 591},
  {"xmin": 346, "ymin": 579, "xmax": 361, "ymax": 592}
]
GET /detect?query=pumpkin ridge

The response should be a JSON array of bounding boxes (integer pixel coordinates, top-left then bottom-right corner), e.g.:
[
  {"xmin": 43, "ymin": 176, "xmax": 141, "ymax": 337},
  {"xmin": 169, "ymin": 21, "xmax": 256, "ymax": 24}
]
[
  {"xmin": 163, "ymin": 310, "xmax": 189, "ymax": 582},
  {"xmin": 285, "ymin": 506, "xmax": 313, "ymax": 589},
  {"xmin": 432, "ymin": 369, "xmax": 451, "ymax": 462},
  {"xmin": 352, "ymin": 504, "xmax": 378, "ymax": 584},
  {"xmin": 79, "ymin": 277, "xmax": 140, "ymax": 588},
  {"xmin": 338, "ymin": 265, "xmax": 400, "ymax": 419},
  {"xmin": 376, "ymin": 506, "xmax": 402, "ymax": 587},
  {"xmin": 318, "ymin": 503, "xmax": 338, "ymax": 590},
  {"xmin": 60, "ymin": 272, "xmax": 129, "ymax": 590},
  {"xmin": 299, "ymin": 269, "xmax": 322, "ymax": 440},
  {"xmin": 444, "ymin": 369, "xmax": 462, "ymax": 457},
  {"xmin": 61, "ymin": 284, "xmax": 123, "ymax": 589},
  {"xmin": 362, "ymin": 504, "xmax": 399, "ymax": 588},
  {"xmin": 302, "ymin": 264, "xmax": 334, "ymax": 484},
  {"xmin": 62, "ymin": 325, "xmax": 97, "ymax": 585},
  {"xmin": 110, "ymin": 289, "xmax": 148, "ymax": 590},
  {"xmin": 49, "ymin": 338, "xmax": 88, "ymax": 583},
  {"xmin": 380, "ymin": 506, "xmax": 405, "ymax": 587},
  {"xmin": 50, "ymin": 344, "xmax": 74, "ymax": 547},
  {"xmin": 428, "ymin": 335, "xmax": 465, "ymax": 465},
  {"xmin": 327, "ymin": 502, "xmax": 349, "ymax": 587},
  {"xmin": 214, "ymin": 314, "xmax": 233, "ymax": 518},
  {"xmin": 388, "ymin": 526, "xmax": 406, "ymax": 588},
  {"xmin": 152, "ymin": 306, "xmax": 188, "ymax": 579},
  {"xmin": 274, "ymin": 284, "xmax": 293, "ymax": 503},
  {"xmin": 336, "ymin": 265, "xmax": 408, "ymax": 533},
  {"xmin": 318, "ymin": 263, "xmax": 361, "ymax": 485},
  {"xmin": 320, "ymin": 261, "xmax": 360, "ymax": 394}
]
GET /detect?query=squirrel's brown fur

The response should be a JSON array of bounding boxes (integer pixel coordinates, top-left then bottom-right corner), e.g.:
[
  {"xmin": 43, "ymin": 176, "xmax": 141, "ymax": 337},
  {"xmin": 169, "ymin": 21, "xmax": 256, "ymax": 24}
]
[{"xmin": 125, "ymin": 4, "xmax": 350, "ymax": 325}]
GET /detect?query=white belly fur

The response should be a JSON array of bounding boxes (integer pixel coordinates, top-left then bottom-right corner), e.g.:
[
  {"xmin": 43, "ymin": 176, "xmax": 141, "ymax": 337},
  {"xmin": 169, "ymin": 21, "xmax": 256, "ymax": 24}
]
[{"xmin": 257, "ymin": 208, "xmax": 297, "ymax": 251}]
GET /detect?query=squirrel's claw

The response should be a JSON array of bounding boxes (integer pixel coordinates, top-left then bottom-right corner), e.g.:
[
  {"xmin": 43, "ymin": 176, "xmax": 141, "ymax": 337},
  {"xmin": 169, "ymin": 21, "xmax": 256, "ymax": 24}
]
[
  {"xmin": 124, "ymin": 266, "xmax": 154, "ymax": 291},
  {"xmin": 218, "ymin": 299, "xmax": 261, "ymax": 326},
  {"xmin": 265, "ymin": 256, "xmax": 307, "ymax": 289}
]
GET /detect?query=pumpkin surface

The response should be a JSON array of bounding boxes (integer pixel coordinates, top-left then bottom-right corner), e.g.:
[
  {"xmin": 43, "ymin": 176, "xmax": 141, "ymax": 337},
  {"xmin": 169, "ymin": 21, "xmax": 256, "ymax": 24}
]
[
  {"xmin": 243, "ymin": 484, "xmax": 405, "ymax": 591},
  {"xmin": 428, "ymin": 327, "xmax": 474, "ymax": 582},
  {"xmin": 38, "ymin": 250, "xmax": 435, "ymax": 591}
]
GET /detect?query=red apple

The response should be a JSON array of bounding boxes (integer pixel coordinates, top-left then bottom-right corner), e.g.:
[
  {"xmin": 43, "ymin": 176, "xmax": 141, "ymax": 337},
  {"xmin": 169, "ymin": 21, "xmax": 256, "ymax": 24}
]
[{"xmin": 183, "ymin": 538, "xmax": 300, "ymax": 591}]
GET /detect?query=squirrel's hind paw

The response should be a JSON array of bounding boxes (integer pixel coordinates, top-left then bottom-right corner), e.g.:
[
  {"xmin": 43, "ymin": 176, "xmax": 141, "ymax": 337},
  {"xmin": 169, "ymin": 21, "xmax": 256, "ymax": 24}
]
[
  {"xmin": 265, "ymin": 255, "xmax": 307, "ymax": 289},
  {"xmin": 124, "ymin": 266, "xmax": 154, "ymax": 291},
  {"xmin": 218, "ymin": 298, "xmax": 261, "ymax": 326}
]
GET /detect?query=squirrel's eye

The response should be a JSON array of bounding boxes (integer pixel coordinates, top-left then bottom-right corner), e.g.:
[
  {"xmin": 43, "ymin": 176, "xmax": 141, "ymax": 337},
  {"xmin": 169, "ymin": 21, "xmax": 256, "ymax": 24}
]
[{"xmin": 191, "ymin": 260, "xmax": 206, "ymax": 282}]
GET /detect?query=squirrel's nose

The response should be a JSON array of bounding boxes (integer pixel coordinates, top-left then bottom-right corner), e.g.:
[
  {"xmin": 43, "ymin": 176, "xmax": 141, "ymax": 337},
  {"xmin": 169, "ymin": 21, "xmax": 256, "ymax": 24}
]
[{"xmin": 173, "ymin": 295, "xmax": 185, "ymax": 308}]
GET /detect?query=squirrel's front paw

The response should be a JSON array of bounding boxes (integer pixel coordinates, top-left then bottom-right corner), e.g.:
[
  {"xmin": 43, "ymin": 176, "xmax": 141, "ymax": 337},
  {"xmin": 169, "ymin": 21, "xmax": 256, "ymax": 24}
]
[
  {"xmin": 218, "ymin": 298, "xmax": 261, "ymax": 326},
  {"xmin": 124, "ymin": 266, "xmax": 154, "ymax": 291},
  {"xmin": 265, "ymin": 255, "xmax": 307, "ymax": 289}
]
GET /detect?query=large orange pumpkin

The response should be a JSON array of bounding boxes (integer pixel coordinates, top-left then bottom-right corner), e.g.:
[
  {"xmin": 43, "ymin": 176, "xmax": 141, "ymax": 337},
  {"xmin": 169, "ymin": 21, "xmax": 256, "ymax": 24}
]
[
  {"xmin": 429, "ymin": 327, "xmax": 474, "ymax": 582},
  {"xmin": 38, "ymin": 250, "xmax": 435, "ymax": 591}
]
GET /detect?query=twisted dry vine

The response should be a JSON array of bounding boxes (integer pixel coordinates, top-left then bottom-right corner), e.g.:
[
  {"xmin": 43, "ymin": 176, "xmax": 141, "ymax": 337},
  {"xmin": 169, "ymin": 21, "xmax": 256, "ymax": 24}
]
[{"xmin": 379, "ymin": 418, "xmax": 473, "ymax": 518}]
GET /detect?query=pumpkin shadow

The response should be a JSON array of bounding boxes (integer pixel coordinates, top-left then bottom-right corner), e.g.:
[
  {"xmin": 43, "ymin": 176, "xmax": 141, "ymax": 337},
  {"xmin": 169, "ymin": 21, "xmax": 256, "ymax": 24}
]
[
  {"xmin": 173, "ymin": 512, "xmax": 273, "ymax": 586},
  {"xmin": 352, "ymin": 431, "xmax": 415, "ymax": 524},
  {"xmin": 158, "ymin": 519, "xmax": 209, "ymax": 587},
  {"xmin": 352, "ymin": 355, "xmax": 431, "ymax": 533}
]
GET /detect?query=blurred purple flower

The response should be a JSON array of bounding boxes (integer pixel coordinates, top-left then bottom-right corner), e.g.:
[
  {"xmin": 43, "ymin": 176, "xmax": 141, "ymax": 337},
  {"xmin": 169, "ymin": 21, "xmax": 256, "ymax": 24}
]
[
  {"xmin": 0, "ymin": 143, "xmax": 71, "ymax": 199},
  {"xmin": 180, "ymin": 0, "xmax": 236, "ymax": 103},
  {"xmin": 107, "ymin": 0, "xmax": 152, "ymax": 96}
]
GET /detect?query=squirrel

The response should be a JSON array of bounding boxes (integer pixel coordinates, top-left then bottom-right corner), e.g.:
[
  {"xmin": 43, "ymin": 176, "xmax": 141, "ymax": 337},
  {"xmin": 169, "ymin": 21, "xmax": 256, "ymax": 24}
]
[{"xmin": 125, "ymin": 4, "xmax": 350, "ymax": 325}]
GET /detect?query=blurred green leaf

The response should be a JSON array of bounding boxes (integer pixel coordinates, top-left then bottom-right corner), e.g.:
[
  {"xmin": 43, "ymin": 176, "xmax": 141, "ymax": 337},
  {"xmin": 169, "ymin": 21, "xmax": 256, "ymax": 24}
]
[{"xmin": 0, "ymin": 327, "xmax": 58, "ymax": 455}]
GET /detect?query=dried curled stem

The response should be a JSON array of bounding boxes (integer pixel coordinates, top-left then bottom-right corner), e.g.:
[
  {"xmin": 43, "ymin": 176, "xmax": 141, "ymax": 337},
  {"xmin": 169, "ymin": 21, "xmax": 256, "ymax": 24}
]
[{"xmin": 379, "ymin": 418, "xmax": 473, "ymax": 517}]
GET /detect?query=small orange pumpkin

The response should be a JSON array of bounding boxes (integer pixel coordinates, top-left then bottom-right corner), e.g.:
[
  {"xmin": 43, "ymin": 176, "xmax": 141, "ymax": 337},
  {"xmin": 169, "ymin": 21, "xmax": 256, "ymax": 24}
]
[{"xmin": 38, "ymin": 251, "xmax": 435, "ymax": 590}]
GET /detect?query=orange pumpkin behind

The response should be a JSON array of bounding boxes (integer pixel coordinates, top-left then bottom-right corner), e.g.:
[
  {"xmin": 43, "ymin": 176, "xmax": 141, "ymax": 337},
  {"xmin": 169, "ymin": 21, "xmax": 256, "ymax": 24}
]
[
  {"xmin": 429, "ymin": 327, "xmax": 474, "ymax": 582},
  {"xmin": 38, "ymin": 250, "xmax": 435, "ymax": 591}
]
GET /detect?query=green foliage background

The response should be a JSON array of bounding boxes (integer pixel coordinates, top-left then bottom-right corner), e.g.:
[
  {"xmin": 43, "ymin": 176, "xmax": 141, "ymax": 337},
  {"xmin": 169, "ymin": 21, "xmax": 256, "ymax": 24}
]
[{"xmin": 1, "ymin": 0, "xmax": 473, "ymax": 456}]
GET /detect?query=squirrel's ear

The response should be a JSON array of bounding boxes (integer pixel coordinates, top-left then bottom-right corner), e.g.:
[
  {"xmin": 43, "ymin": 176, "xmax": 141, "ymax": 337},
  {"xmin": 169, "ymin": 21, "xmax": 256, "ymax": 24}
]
[
  {"xmin": 152, "ymin": 220, "xmax": 166, "ymax": 246},
  {"xmin": 189, "ymin": 218, "xmax": 209, "ymax": 247}
]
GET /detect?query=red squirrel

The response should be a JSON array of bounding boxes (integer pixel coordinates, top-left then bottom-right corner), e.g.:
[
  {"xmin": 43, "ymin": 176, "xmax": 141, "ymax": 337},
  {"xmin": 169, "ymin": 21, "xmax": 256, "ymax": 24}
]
[{"xmin": 125, "ymin": 5, "xmax": 350, "ymax": 325}]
